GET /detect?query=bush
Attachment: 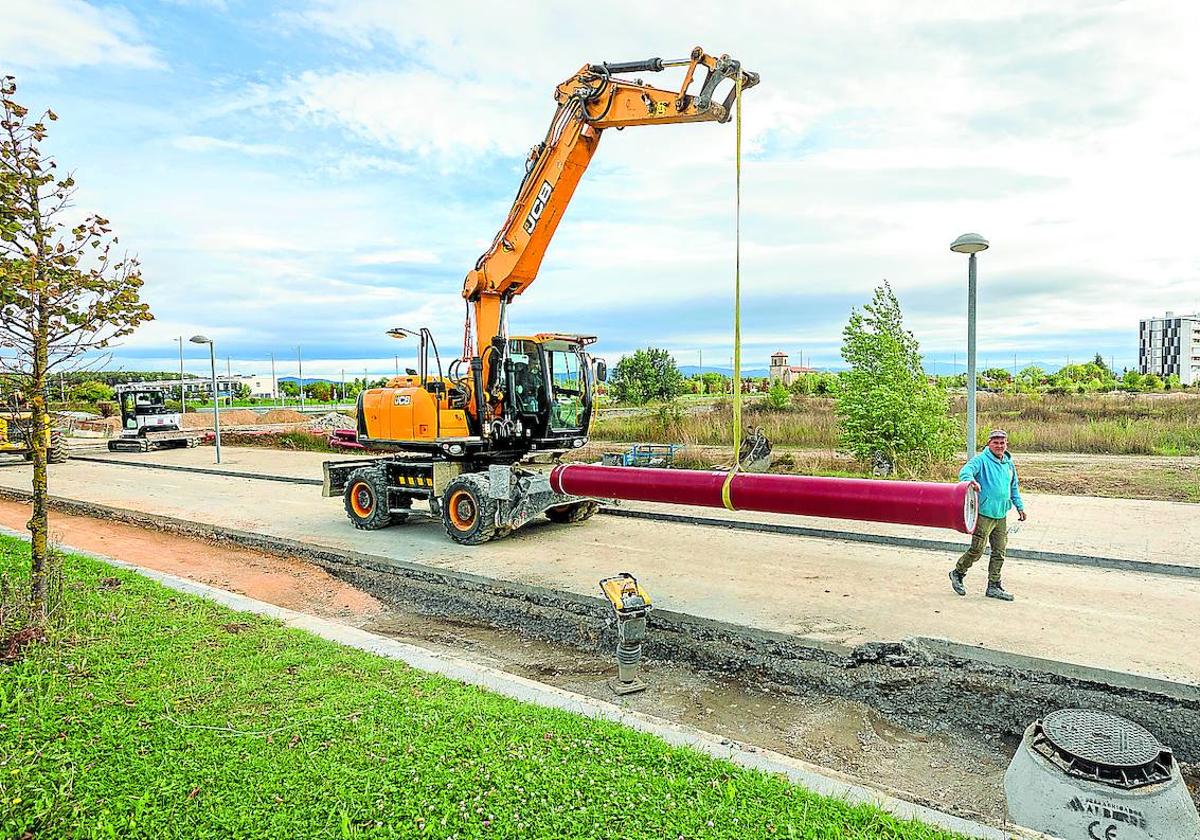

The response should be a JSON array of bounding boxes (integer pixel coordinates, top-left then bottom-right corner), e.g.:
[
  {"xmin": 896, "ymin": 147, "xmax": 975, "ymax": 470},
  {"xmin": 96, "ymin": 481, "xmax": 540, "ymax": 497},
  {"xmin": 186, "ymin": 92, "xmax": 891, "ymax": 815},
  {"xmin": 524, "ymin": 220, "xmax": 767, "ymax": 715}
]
[
  {"xmin": 69, "ymin": 380, "xmax": 114, "ymax": 403},
  {"xmin": 608, "ymin": 348, "xmax": 684, "ymax": 405},
  {"xmin": 765, "ymin": 382, "xmax": 791, "ymax": 410},
  {"xmin": 835, "ymin": 282, "xmax": 955, "ymax": 467}
]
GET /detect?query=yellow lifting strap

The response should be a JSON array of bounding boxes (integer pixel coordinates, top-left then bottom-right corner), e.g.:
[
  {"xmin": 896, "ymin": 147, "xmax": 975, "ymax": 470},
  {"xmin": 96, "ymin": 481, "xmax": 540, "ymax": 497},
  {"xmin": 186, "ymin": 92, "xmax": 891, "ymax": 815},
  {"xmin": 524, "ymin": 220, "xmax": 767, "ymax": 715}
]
[{"xmin": 721, "ymin": 73, "xmax": 744, "ymax": 512}]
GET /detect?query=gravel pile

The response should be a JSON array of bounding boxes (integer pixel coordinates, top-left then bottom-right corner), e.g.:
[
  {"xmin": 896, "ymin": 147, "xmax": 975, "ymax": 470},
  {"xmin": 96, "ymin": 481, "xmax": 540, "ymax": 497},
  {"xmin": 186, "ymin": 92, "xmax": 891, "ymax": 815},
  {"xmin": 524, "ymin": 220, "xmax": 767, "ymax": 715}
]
[{"xmin": 308, "ymin": 412, "xmax": 355, "ymax": 432}]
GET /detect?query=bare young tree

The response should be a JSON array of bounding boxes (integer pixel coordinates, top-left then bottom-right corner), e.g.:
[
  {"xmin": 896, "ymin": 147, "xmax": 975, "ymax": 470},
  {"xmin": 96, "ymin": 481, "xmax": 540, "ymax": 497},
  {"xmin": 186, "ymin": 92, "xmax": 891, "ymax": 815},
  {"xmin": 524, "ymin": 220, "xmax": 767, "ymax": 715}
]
[{"xmin": 0, "ymin": 76, "xmax": 153, "ymax": 620}]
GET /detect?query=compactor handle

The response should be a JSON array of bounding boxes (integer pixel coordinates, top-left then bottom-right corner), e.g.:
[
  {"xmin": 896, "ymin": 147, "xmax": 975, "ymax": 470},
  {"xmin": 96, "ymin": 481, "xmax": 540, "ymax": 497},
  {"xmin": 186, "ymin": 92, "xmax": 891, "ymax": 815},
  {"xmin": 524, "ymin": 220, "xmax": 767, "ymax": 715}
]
[{"xmin": 589, "ymin": 58, "xmax": 665, "ymax": 75}]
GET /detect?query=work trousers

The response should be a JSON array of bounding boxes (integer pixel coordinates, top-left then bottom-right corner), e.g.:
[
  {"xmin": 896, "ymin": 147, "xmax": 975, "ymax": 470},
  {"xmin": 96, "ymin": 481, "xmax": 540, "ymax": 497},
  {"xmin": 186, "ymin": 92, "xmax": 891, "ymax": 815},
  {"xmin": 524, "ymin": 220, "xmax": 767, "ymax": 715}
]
[{"xmin": 955, "ymin": 514, "xmax": 1008, "ymax": 583}]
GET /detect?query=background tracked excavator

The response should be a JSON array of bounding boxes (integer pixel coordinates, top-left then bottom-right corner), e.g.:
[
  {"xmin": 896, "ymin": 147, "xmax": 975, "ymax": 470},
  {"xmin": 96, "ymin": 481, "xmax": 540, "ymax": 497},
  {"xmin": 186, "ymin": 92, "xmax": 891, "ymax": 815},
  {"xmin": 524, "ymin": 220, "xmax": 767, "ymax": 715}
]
[{"xmin": 323, "ymin": 48, "xmax": 758, "ymax": 545}]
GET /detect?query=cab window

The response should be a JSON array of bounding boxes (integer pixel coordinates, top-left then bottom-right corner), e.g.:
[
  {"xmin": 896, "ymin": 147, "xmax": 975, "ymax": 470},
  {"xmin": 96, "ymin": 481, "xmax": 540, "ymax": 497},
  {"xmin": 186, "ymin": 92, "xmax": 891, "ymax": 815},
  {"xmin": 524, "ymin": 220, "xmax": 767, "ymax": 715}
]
[{"xmin": 546, "ymin": 348, "xmax": 583, "ymax": 430}]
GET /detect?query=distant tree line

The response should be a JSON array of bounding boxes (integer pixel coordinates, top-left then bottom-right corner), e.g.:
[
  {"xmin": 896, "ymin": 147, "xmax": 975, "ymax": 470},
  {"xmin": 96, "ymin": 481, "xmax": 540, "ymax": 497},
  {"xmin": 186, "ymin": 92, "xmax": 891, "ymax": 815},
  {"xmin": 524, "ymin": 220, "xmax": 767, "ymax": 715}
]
[{"xmin": 934, "ymin": 354, "xmax": 1182, "ymax": 394}]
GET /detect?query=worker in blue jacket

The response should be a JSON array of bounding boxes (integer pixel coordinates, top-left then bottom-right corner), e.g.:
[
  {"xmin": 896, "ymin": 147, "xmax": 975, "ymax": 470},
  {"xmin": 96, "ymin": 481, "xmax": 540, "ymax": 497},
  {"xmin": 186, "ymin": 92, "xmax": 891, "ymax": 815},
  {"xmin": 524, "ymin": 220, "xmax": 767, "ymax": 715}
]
[{"xmin": 949, "ymin": 429, "xmax": 1026, "ymax": 601}]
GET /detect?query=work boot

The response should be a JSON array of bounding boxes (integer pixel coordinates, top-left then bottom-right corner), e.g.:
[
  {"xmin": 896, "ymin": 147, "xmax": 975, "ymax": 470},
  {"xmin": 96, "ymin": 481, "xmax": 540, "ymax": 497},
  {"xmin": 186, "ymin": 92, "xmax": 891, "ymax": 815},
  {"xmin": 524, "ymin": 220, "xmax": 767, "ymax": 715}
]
[
  {"xmin": 985, "ymin": 580, "xmax": 1014, "ymax": 601},
  {"xmin": 948, "ymin": 569, "xmax": 966, "ymax": 596}
]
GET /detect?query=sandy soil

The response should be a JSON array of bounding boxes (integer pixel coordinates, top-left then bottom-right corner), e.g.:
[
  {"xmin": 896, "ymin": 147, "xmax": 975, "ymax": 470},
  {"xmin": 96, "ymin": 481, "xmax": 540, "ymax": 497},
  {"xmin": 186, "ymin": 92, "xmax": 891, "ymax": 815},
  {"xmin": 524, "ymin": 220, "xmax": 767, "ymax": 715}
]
[{"xmin": 0, "ymin": 498, "xmax": 382, "ymax": 622}]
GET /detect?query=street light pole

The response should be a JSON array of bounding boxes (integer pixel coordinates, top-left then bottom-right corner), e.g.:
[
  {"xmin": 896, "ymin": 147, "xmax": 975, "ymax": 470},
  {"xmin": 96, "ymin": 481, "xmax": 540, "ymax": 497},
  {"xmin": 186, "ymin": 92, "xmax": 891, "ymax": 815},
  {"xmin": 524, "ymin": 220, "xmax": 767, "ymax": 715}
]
[
  {"xmin": 178, "ymin": 336, "xmax": 186, "ymax": 414},
  {"xmin": 950, "ymin": 233, "xmax": 989, "ymax": 458},
  {"xmin": 298, "ymin": 346, "xmax": 304, "ymax": 411},
  {"xmin": 967, "ymin": 252, "xmax": 978, "ymax": 456},
  {"xmin": 270, "ymin": 352, "xmax": 277, "ymax": 406},
  {"xmin": 190, "ymin": 335, "xmax": 221, "ymax": 464}
]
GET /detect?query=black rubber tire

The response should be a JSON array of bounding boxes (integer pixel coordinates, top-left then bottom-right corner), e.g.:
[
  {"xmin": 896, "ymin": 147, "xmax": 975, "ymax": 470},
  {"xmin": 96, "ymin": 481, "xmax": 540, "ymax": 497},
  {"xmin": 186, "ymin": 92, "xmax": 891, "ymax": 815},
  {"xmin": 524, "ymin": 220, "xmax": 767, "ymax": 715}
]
[
  {"xmin": 440, "ymin": 473, "xmax": 498, "ymax": 545},
  {"xmin": 48, "ymin": 431, "xmax": 68, "ymax": 464},
  {"xmin": 343, "ymin": 466, "xmax": 394, "ymax": 530},
  {"xmin": 545, "ymin": 500, "xmax": 599, "ymax": 524}
]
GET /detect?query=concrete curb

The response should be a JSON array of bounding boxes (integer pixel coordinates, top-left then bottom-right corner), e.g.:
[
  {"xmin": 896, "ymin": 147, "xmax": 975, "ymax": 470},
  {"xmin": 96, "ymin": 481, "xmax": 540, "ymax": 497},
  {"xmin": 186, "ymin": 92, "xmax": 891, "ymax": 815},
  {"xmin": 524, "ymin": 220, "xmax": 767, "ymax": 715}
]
[
  {"xmin": 0, "ymin": 524, "xmax": 1033, "ymax": 839},
  {"xmin": 60, "ymin": 454, "xmax": 1197, "ymax": 580}
]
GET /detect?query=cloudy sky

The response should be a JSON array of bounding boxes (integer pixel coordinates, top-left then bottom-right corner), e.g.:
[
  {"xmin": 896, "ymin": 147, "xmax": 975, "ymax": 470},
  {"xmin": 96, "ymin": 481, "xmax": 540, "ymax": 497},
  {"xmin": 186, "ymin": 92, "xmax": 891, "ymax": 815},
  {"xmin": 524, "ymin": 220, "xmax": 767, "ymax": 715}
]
[{"xmin": 4, "ymin": 0, "xmax": 1199, "ymax": 380}]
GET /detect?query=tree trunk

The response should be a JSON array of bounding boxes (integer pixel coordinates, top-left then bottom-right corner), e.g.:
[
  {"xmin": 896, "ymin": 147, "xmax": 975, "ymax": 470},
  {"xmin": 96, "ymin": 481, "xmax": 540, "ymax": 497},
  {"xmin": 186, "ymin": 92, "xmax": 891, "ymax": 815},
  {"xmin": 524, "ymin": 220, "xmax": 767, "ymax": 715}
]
[{"xmin": 27, "ymin": 300, "xmax": 50, "ymax": 621}]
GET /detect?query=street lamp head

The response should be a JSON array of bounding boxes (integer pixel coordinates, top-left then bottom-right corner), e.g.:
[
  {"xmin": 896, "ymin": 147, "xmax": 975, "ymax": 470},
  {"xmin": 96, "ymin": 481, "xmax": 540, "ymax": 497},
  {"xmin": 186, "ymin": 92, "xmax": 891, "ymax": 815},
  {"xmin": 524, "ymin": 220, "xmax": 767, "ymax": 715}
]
[
  {"xmin": 950, "ymin": 233, "xmax": 989, "ymax": 254},
  {"xmin": 189, "ymin": 335, "xmax": 212, "ymax": 345},
  {"xmin": 386, "ymin": 327, "xmax": 417, "ymax": 340}
]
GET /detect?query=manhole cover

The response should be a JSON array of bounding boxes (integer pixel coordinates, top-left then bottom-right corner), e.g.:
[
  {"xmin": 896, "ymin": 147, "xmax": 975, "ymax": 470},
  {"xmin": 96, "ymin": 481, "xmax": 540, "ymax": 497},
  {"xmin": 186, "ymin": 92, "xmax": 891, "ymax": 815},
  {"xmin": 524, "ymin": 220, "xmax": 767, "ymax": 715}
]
[{"xmin": 1043, "ymin": 709, "xmax": 1162, "ymax": 768}]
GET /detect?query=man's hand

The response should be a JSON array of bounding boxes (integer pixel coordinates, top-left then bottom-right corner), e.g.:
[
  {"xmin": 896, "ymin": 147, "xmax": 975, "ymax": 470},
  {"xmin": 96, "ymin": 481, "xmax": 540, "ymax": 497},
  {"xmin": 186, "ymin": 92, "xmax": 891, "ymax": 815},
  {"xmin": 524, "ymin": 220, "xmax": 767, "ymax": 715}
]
[
  {"xmin": 1017, "ymin": 509, "xmax": 1027, "ymax": 522},
  {"xmin": 969, "ymin": 481, "xmax": 981, "ymax": 491}
]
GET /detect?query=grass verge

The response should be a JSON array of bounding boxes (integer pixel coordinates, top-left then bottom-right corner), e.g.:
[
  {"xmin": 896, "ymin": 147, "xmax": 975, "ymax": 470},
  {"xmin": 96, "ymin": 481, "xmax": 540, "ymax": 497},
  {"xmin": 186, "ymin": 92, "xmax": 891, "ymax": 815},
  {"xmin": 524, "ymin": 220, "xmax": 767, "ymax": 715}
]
[{"xmin": 0, "ymin": 535, "xmax": 961, "ymax": 839}]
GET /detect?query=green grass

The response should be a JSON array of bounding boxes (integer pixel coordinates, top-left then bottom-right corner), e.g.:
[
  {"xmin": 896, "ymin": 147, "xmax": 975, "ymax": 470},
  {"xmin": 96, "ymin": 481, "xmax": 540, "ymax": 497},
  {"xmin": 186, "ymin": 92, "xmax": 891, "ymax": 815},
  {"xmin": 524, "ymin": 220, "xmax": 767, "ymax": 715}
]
[{"xmin": 0, "ymin": 536, "xmax": 959, "ymax": 839}]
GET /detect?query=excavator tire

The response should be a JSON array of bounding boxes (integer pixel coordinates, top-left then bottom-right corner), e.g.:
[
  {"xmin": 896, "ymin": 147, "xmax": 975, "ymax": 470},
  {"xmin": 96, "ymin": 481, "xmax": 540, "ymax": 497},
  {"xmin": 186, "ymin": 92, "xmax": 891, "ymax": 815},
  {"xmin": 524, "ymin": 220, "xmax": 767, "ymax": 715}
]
[
  {"xmin": 440, "ymin": 473, "xmax": 498, "ymax": 545},
  {"xmin": 343, "ymin": 466, "xmax": 394, "ymax": 531},
  {"xmin": 545, "ymin": 500, "xmax": 599, "ymax": 524},
  {"xmin": 48, "ymin": 431, "xmax": 69, "ymax": 464}
]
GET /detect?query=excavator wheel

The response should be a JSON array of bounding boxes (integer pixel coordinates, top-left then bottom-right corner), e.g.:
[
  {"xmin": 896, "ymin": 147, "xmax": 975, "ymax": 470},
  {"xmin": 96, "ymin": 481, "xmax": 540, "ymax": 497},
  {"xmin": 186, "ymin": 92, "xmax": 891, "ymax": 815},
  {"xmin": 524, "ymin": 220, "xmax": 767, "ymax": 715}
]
[
  {"xmin": 545, "ymin": 500, "xmax": 599, "ymax": 524},
  {"xmin": 343, "ymin": 467, "xmax": 394, "ymax": 530},
  {"xmin": 440, "ymin": 473, "xmax": 498, "ymax": 545},
  {"xmin": 48, "ymin": 431, "xmax": 69, "ymax": 464}
]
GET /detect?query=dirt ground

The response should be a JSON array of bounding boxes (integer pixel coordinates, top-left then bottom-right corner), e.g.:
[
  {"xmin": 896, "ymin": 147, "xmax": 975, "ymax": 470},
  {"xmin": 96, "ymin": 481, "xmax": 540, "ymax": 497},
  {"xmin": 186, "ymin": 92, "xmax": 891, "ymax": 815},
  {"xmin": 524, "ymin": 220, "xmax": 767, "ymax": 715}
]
[{"xmin": 0, "ymin": 498, "xmax": 1013, "ymax": 823}]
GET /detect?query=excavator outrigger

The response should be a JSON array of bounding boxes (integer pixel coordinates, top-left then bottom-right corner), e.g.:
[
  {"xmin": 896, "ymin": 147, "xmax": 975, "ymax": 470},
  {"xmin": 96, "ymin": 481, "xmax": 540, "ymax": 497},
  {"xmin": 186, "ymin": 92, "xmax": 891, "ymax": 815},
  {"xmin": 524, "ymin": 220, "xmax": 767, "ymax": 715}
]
[{"xmin": 324, "ymin": 48, "xmax": 758, "ymax": 544}]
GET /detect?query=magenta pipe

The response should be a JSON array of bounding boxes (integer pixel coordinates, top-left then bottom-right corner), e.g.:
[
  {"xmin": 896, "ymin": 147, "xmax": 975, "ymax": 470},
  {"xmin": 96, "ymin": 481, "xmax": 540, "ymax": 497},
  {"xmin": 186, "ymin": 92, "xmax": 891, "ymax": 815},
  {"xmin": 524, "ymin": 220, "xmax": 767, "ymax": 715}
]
[{"xmin": 549, "ymin": 464, "xmax": 978, "ymax": 533}]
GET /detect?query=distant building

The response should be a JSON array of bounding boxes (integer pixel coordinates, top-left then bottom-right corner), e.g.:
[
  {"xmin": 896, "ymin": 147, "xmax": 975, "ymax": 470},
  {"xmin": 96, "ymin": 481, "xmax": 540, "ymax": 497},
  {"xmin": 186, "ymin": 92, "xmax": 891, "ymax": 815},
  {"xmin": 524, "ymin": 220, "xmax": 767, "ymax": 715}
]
[
  {"xmin": 233, "ymin": 375, "xmax": 276, "ymax": 399},
  {"xmin": 118, "ymin": 375, "xmax": 275, "ymax": 399},
  {"xmin": 768, "ymin": 351, "xmax": 816, "ymax": 387},
  {"xmin": 1139, "ymin": 312, "xmax": 1200, "ymax": 385}
]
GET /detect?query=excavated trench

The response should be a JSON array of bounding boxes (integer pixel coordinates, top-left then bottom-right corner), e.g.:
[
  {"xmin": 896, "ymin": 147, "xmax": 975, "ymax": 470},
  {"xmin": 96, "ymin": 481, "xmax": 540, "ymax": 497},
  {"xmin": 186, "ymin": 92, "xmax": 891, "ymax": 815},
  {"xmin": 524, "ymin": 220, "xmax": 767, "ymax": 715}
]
[{"xmin": 5, "ymin": 489, "xmax": 1199, "ymax": 824}]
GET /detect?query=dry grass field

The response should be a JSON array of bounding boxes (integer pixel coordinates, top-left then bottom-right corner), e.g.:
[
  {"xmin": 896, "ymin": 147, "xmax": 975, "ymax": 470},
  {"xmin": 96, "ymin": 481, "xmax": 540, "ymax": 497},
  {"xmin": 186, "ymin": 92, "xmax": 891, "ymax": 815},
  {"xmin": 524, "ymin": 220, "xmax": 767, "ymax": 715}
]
[
  {"xmin": 594, "ymin": 392, "xmax": 1200, "ymax": 456},
  {"xmin": 587, "ymin": 392, "xmax": 1200, "ymax": 502}
]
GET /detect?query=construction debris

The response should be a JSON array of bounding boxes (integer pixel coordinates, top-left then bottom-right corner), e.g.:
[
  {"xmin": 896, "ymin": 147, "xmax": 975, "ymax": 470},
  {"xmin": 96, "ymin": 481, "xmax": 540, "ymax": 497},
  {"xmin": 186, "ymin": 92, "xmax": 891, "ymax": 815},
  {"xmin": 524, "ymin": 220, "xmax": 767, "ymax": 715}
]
[{"xmin": 307, "ymin": 412, "xmax": 355, "ymax": 432}]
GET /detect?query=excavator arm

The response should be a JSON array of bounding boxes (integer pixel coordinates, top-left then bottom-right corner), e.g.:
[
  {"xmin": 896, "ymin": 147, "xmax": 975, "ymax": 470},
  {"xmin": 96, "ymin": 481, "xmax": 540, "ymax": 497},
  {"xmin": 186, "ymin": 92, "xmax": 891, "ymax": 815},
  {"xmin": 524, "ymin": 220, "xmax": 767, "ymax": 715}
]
[{"xmin": 463, "ymin": 47, "xmax": 758, "ymax": 359}]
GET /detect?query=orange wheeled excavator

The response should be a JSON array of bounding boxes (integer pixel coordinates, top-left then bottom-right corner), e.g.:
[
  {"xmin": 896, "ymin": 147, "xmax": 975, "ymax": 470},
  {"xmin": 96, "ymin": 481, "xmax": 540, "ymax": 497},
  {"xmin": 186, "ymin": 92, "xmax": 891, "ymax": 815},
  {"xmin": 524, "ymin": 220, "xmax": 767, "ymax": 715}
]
[{"xmin": 323, "ymin": 48, "xmax": 758, "ymax": 544}]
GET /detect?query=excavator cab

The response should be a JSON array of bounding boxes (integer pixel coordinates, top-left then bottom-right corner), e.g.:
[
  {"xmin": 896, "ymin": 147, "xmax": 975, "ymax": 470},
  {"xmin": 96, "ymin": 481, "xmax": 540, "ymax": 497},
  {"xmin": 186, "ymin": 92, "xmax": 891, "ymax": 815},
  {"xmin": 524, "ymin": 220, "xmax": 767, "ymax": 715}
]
[
  {"xmin": 503, "ymin": 334, "xmax": 598, "ymax": 444},
  {"xmin": 357, "ymin": 329, "xmax": 600, "ymax": 460}
]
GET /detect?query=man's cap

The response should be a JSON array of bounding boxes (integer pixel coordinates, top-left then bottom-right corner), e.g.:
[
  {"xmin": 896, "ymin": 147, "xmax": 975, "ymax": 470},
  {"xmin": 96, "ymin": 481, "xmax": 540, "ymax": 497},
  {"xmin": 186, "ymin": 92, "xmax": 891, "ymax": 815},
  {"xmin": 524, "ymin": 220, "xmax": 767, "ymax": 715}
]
[{"xmin": 988, "ymin": 429, "xmax": 1008, "ymax": 441}]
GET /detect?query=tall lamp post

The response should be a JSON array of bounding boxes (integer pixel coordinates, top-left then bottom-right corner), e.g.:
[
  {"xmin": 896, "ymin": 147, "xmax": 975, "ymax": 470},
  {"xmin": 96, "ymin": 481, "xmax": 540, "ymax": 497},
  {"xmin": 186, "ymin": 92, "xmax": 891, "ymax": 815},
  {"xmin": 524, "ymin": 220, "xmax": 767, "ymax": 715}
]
[
  {"xmin": 177, "ymin": 336, "xmax": 186, "ymax": 415},
  {"xmin": 950, "ymin": 233, "xmax": 989, "ymax": 457},
  {"xmin": 190, "ymin": 335, "xmax": 221, "ymax": 464}
]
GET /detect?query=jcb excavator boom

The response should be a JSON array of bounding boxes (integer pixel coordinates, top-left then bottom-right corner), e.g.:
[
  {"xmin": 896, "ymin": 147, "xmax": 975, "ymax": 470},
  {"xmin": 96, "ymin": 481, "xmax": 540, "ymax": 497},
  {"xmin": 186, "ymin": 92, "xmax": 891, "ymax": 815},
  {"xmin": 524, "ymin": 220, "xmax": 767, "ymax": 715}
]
[{"xmin": 463, "ymin": 48, "xmax": 759, "ymax": 360}]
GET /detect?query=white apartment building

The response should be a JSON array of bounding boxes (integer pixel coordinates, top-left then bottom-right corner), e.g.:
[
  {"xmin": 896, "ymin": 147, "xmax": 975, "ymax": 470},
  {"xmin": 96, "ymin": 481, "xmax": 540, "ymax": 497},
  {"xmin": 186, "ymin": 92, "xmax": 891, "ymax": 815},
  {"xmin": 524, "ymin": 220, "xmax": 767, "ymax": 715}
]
[
  {"xmin": 233, "ymin": 375, "xmax": 276, "ymax": 399},
  {"xmin": 1139, "ymin": 312, "xmax": 1200, "ymax": 385}
]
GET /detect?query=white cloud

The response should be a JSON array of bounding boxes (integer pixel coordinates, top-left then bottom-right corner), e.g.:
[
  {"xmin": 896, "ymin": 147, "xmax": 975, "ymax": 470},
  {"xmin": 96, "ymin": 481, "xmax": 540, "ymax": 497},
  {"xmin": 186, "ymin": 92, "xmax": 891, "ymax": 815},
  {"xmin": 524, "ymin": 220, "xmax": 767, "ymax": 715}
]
[
  {"xmin": 351, "ymin": 249, "xmax": 440, "ymax": 266},
  {"xmin": 173, "ymin": 135, "xmax": 293, "ymax": 156},
  {"xmin": 1, "ymin": 0, "xmax": 164, "ymax": 71},
  {"xmin": 277, "ymin": 69, "xmax": 533, "ymax": 162}
]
